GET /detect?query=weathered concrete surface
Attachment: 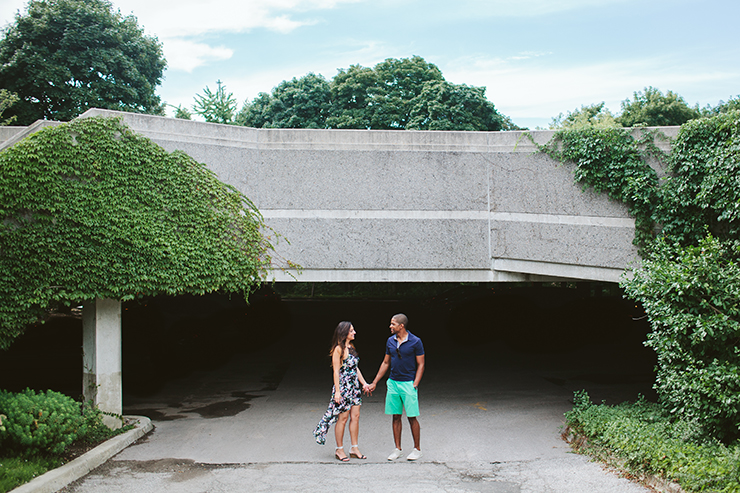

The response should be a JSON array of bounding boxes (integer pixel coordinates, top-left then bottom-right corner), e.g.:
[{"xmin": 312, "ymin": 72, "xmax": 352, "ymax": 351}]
[
  {"xmin": 77, "ymin": 109, "xmax": 678, "ymax": 284},
  {"xmin": 82, "ymin": 298, "xmax": 123, "ymax": 429}
]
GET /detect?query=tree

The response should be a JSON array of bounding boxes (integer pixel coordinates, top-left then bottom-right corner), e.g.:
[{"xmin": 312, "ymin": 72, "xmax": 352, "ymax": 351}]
[
  {"xmin": 407, "ymin": 81, "xmax": 507, "ymax": 131},
  {"xmin": 236, "ymin": 56, "xmax": 519, "ymax": 131},
  {"xmin": 0, "ymin": 0, "xmax": 166, "ymax": 126},
  {"xmin": 193, "ymin": 80, "xmax": 237, "ymax": 124},
  {"xmin": 237, "ymin": 73, "xmax": 331, "ymax": 128},
  {"xmin": 704, "ymin": 95, "xmax": 740, "ymax": 116},
  {"xmin": 172, "ymin": 104, "xmax": 192, "ymax": 120},
  {"xmin": 236, "ymin": 92, "xmax": 272, "ymax": 128},
  {"xmin": 0, "ymin": 117, "xmax": 275, "ymax": 349},
  {"xmin": 616, "ymin": 87, "xmax": 701, "ymax": 127},
  {"xmin": 367, "ymin": 56, "xmax": 445, "ymax": 129},
  {"xmin": 549, "ymin": 102, "xmax": 617, "ymax": 129},
  {"xmin": 325, "ymin": 64, "xmax": 378, "ymax": 129},
  {"xmin": 0, "ymin": 89, "xmax": 19, "ymax": 126}
]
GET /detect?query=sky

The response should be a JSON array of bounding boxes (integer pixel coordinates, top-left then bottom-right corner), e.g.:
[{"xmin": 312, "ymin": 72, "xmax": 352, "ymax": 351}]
[{"xmin": 1, "ymin": 0, "xmax": 738, "ymax": 129}]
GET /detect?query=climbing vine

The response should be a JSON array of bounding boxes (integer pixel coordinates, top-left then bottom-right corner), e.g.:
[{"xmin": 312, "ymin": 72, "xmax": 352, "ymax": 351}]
[
  {"xmin": 0, "ymin": 117, "xmax": 277, "ymax": 349},
  {"xmin": 539, "ymin": 126, "xmax": 664, "ymax": 250},
  {"xmin": 541, "ymin": 110, "xmax": 740, "ymax": 441}
]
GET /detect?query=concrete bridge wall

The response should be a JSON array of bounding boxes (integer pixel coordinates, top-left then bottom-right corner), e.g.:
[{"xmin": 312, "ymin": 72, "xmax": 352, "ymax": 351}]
[{"xmin": 81, "ymin": 110, "xmax": 676, "ymax": 283}]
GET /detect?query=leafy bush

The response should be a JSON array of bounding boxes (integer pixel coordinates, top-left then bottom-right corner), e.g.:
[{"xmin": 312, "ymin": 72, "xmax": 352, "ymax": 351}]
[
  {"xmin": 565, "ymin": 391, "xmax": 740, "ymax": 493},
  {"xmin": 624, "ymin": 236, "xmax": 740, "ymax": 441},
  {"xmin": 543, "ymin": 111, "xmax": 740, "ymax": 442},
  {"xmin": 658, "ymin": 111, "xmax": 740, "ymax": 245},
  {"xmin": 0, "ymin": 389, "xmax": 85, "ymax": 456}
]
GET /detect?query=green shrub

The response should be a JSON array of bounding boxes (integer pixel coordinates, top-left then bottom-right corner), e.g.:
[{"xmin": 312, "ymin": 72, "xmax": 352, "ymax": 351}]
[
  {"xmin": 565, "ymin": 391, "xmax": 740, "ymax": 493},
  {"xmin": 623, "ymin": 236, "xmax": 740, "ymax": 441},
  {"xmin": 0, "ymin": 389, "xmax": 85, "ymax": 456}
]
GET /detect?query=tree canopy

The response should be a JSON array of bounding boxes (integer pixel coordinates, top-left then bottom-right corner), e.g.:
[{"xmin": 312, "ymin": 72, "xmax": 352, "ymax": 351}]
[
  {"xmin": 616, "ymin": 86, "xmax": 702, "ymax": 127},
  {"xmin": 237, "ymin": 73, "xmax": 332, "ymax": 129},
  {"xmin": 193, "ymin": 80, "xmax": 238, "ymax": 124},
  {"xmin": 0, "ymin": 0, "xmax": 166, "ymax": 125},
  {"xmin": 230, "ymin": 56, "xmax": 518, "ymax": 131},
  {"xmin": 0, "ymin": 117, "xmax": 275, "ymax": 349},
  {"xmin": 549, "ymin": 102, "xmax": 617, "ymax": 130}
]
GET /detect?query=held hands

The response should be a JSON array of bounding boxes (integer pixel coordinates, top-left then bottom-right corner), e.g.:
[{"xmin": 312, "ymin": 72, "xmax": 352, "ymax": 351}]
[{"xmin": 363, "ymin": 382, "xmax": 376, "ymax": 395}]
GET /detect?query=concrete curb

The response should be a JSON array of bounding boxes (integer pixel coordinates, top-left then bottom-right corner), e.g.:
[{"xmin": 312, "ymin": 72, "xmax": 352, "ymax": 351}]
[{"xmin": 11, "ymin": 415, "xmax": 153, "ymax": 493}]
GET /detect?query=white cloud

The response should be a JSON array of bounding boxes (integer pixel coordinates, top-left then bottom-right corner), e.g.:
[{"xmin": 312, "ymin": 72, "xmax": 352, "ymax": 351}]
[
  {"xmin": 111, "ymin": 0, "xmax": 360, "ymax": 72},
  {"xmin": 429, "ymin": 0, "xmax": 632, "ymax": 17},
  {"xmin": 164, "ymin": 39, "xmax": 234, "ymax": 73},
  {"xmin": 115, "ymin": 0, "xmax": 358, "ymax": 38}
]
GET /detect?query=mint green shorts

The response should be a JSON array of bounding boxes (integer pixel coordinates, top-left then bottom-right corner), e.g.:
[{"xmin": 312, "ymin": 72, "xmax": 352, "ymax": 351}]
[{"xmin": 385, "ymin": 379, "xmax": 420, "ymax": 417}]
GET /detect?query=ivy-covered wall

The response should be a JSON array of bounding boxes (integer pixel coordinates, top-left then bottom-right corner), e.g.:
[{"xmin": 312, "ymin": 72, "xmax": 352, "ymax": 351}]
[{"xmin": 0, "ymin": 117, "xmax": 275, "ymax": 349}]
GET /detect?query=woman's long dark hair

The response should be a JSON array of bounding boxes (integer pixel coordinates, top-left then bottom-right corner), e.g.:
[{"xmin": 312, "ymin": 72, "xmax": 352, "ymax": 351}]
[{"xmin": 329, "ymin": 321, "xmax": 356, "ymax": 364}]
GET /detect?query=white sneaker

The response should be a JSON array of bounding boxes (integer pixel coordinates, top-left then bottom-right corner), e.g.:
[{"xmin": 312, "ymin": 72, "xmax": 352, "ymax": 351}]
[
  {"xmin": 406, "ymin": 448, "xmax": 423, "ymax": 461},
  {"xmin": 387, "ymin": 448, "xmax": 403, "ymax": 461}
]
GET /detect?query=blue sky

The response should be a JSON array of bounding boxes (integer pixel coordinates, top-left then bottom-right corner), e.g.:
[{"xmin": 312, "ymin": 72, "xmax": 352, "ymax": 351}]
[{"xmin": 1, "ymin": 0, "xmax": 738, "ymax": 128}]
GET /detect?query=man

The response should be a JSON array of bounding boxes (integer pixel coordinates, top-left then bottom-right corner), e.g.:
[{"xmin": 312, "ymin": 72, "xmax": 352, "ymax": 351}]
[{"xmin": 366, "ymin": 313, "xmax": 425, "ymax": 461}]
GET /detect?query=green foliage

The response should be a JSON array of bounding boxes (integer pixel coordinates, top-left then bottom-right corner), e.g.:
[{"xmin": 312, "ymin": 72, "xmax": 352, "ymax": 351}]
[
  {"xmin": 565, "ymin": 391, "xmax": 740, "ymax": 493},
  {"xmin": 658, "ymin": 111, "xmax": 740, "ymax": 244},
  {"xmin": 0, "ymin": 117, "xmax": 274, "ymax": 349},
  {"xmin": 407, "ymin": 81, "xmax": 506, "ymax": 131},
  {"xmin": 539, "ymin": 126, "xmax": 661, "ymax": 248},
  {"xmin": 172, "ymin": 104, "xmax": 192, "ymax": 120},
  {"xmin": 234, "ymin": 56, "xmax": 518, "ymax": 131},
  {"xmin": 0, "ymin": 389, "xmax": 84, "ymax": 456},
  {"xmin": 237, "ymin": 73, "xmax": 331, "ymax": 129},
  {"xmin": 0, "ymin": 456, "xmax": 61, "ymax": 493},
  {"xmin": 624, "ymin": 236, "xmax": 740, "ymax": 441},
  {"xmin": 193, "ymin": 80, "xmax": 237, "ymax": 124},
  {"xmin": 0, "ymin": 90, "xmax": 19, "ymax": 126},
  {"xmin": 544, "ymin": 110, "xmax": 740, "ymax": 442},
  {"xmin": 616, "ymin": 86, "xmax": 701, "ymax": 127},
  {"xmin": 0, "ymin": 390, "xmax": 127, "ymax": 491},
  {"xmin": 324, "ymin": 64, "xmax": 378, "ymax": 129},
  {"xmin": 712, "ymin": 96, "xmax": 740, "ymax": 115},
  {"xmin": 0, "ymin": 0, "xmax": 166, "ymax": 125},
  {"xmin": 549, "ymin": 102, "xmax": 618, "ymax": 130}
]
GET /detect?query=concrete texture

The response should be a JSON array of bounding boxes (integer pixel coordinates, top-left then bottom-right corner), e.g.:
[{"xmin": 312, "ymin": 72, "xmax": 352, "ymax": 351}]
[
  {"xmin": 70, "ymin": 110, "xmax": 679, "ymax": 284},
  {"xmin": 82, "ymin": 298, "xmax": 123, "ymax": 428}
]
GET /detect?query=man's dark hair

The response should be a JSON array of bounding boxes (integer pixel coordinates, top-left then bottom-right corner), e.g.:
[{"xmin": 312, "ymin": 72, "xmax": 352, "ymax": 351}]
[{"xmin": 393, "ymin": 313, "xmax": 408, "ymax": 328}]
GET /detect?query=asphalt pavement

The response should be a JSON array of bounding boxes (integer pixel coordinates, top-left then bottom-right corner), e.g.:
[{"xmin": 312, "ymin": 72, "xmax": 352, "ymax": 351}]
[{"xmin": 53, "ymin": 297, "xmax": 658, "ymax": 493}]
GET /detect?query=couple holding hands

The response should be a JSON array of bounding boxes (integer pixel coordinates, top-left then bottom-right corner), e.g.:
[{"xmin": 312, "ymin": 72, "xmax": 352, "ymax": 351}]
[{"xmin": 313, "ymin": 313, "xmax": 425, "ymax": 462}]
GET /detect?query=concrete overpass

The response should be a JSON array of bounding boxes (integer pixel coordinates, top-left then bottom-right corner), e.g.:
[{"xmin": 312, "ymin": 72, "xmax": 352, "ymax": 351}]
[
  {"xmin": 1, "ymin": 110, "xmax": 676, "ymax": 425},
  {"xmin": 79, "ymin": 110, "xmax": 675, "ymax": 284}
]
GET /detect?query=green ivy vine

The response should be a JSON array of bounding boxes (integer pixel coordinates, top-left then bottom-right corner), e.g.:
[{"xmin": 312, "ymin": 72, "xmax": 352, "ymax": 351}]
[
  {"xmin": 539, "ymin": 126, "xmax": 665, "ymax": 250},
  {"xmin": 0, "ymin": 117, "xmax": 278, "ymax": 349},
  {"xmin": 541, "ymin": 110, "xmax": 740, "ymax": 441}
]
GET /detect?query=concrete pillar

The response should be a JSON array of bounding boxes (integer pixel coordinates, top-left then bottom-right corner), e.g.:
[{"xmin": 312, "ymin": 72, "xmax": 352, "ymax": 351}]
[{"xmin": 82, "ymin": 298, "xmax": 122, "ymax": 429}]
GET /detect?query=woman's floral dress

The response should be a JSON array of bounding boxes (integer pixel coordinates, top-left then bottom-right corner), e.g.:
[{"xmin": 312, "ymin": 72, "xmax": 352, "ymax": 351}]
[{"xmin": 313, "ymin": 351, "xmax": 362, "ymax": 445}]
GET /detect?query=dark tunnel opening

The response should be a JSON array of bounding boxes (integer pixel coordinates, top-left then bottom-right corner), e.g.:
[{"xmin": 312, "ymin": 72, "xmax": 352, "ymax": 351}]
[{"xmin": 0, "ymin": 282, "xmax": 657, "ymax": 407}]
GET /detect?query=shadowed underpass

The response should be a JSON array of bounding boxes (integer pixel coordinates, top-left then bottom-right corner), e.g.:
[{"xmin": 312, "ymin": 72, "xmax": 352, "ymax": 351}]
[{"xmin": 1, "ymin": 283, "xmax": 657, "ymax": 492}]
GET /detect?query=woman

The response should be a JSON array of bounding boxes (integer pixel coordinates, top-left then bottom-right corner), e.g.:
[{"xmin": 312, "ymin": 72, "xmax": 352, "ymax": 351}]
[{"xmin": 313, "ymin": 321, "xmax": 369, "ymax": 461}]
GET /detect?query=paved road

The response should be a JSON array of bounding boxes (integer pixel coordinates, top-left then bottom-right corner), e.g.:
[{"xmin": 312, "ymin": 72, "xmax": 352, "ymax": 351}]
[{"xmin": 61, "ymin": 298, "xmax": 654, "ymax": 492}]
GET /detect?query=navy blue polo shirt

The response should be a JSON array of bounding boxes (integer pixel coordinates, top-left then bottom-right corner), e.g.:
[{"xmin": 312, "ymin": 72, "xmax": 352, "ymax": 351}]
[{"xmin": 386, "ymin": 331, "xmax": 425, "ymax": 382}]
